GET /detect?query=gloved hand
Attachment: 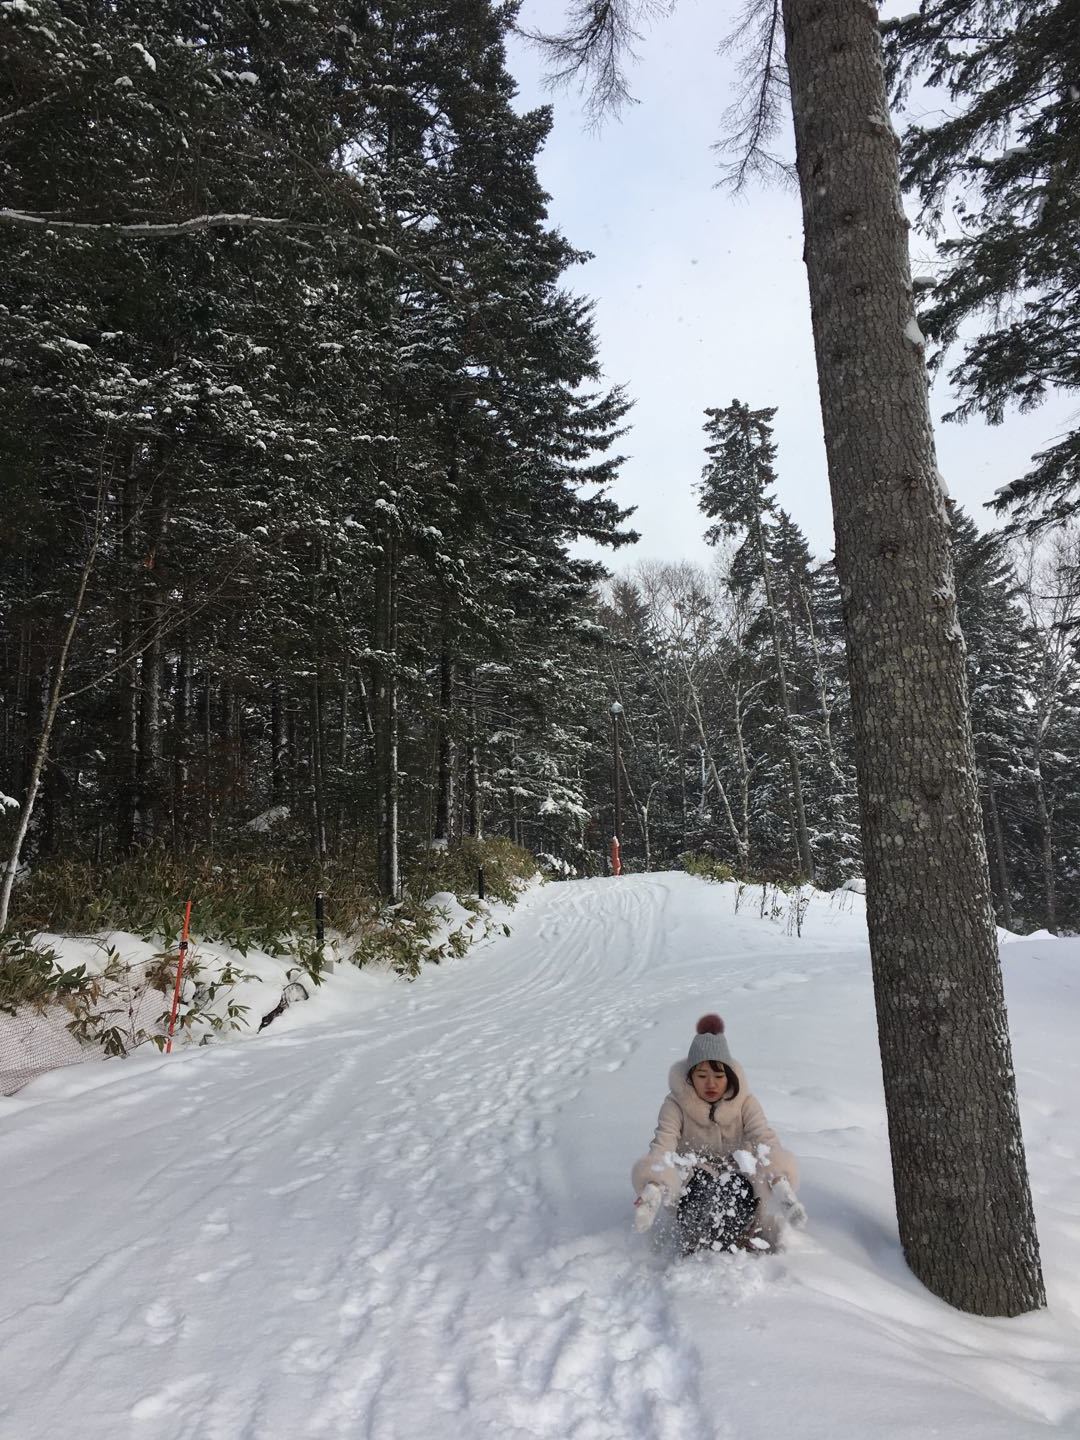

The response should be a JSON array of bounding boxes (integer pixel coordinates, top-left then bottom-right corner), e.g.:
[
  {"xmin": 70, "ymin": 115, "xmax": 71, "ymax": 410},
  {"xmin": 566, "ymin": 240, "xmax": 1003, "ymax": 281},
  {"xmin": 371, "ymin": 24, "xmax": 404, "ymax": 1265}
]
[
  {"xmin": 633, "ymin": 1182, "xmax": 665, "ymax": 1233},
  {"xmin": 770, "ymin": 1176, "xmax": 807, "ymax": 1229}
]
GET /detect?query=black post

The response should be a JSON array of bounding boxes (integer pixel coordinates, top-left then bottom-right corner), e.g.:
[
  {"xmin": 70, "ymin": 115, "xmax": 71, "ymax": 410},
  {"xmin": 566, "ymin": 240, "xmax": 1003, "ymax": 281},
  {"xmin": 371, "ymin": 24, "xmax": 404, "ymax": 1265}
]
[
  {"xmin": 315, "ymin": 889, "xmax": 325, "ymax": 949},
  {"xmin": 477, "ymin": 867, "xmax": 486, "ymax": 901}
]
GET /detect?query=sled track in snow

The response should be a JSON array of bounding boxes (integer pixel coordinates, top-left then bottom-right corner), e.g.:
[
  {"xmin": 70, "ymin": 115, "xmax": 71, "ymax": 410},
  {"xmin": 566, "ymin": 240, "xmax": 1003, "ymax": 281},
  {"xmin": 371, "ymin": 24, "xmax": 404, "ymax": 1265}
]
[
  {"xmin": 6, "ymin": 873, "xmax": 1079, "ymax": 1440},
  {"xmin": 1, "ymin": 876, "xmax": 728, "ymax": 1440}
]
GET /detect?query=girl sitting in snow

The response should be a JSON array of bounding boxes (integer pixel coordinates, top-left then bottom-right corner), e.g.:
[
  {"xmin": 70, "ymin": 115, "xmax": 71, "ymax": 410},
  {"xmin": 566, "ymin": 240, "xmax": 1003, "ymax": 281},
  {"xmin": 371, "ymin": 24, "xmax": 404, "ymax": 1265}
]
[{"xmin": 632, "ymin": 1014, "xmax": 806, "ymax": 1253}]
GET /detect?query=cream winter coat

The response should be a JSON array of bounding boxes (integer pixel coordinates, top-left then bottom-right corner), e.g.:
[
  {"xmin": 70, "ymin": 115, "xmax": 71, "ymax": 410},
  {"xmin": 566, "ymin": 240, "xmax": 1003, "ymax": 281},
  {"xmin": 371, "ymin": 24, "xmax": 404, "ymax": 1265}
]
[{"xmin": 632, "ymin": 1059, "xmax": 799, "ymax": 1208}]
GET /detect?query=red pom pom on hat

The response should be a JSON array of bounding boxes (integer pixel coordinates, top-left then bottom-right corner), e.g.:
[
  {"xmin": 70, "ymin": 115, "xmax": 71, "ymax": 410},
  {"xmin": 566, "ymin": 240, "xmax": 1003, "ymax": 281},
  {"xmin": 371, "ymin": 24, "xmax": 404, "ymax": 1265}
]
[{"xmin": 696, "ymin": 1013, "xmax": 724, "ymax": 1035}]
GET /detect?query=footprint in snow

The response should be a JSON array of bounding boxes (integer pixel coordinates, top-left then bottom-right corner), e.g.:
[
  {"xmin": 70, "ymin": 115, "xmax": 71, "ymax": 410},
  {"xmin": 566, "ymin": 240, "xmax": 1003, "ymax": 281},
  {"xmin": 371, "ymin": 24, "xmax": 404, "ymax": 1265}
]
[
  {"xmin": 142, "ymin": 1299, "xmax": 184, "ymax": 1344},
  {"xmin": 194, "ymin": 1252, "xmax": 253, "ymax": 1285},
  {"xmin": 281, "ymin": 1336, "xmax": 338, "ymax": 1375},
  {"xmin": 200, "ymin": 1210, "xmax": 232, "ymax": 1238},
  {"xmin": 267, "ymin": 1172, "xmax": 325, "ymax": 1197},
  {"xmin": 131, "ymin": 1374, "xmax": 211, "ymax": 1421}
]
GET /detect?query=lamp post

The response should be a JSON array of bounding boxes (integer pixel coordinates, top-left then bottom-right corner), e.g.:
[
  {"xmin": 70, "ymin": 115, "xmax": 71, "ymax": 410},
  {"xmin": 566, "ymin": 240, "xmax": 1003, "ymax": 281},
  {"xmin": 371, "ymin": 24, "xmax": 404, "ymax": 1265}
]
[{"xmin": 610, "ymin": 701, "xmax": 624, "ymax": 875}]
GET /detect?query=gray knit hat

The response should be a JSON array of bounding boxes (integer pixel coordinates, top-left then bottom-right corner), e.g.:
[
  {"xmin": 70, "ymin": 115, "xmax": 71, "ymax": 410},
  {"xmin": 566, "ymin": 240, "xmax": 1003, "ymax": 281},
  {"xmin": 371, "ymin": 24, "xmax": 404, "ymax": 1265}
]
[{"xmin": 686, "ymin": 1014, "xmax": 733, "ymax": 1070}]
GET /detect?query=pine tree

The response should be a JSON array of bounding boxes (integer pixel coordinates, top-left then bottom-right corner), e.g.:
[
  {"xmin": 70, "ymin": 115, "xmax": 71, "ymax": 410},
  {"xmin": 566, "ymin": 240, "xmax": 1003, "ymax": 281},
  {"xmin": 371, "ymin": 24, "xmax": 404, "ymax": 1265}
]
[
  {"xmin": 883, "ymin": 2, "xmax": 1080, "ymax": 528},
  {"xmin": 949, "ymin": 508, "xmax": 1034, "ymax": 930},
  {"xmin": 698, "ymin": 401, "xmax": 815, "ymax": 880},
  {"xmin": 0, "ymin": 0, "xmax": 636, "ymax": 901},
  {"xmin": 768, "ymin": 512, "xmax": 859, "ymax": 885},
  {"xmin": 1011, "ymin": 532, "xmax": 1080, "ymax": 933}
]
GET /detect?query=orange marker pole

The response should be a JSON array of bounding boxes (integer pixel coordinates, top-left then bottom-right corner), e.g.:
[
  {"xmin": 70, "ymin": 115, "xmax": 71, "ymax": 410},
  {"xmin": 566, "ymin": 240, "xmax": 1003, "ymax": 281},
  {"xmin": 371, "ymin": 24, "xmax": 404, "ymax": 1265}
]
[
  {"xmin": 165, "ymin": 900, "xmax": 192, "ymax": 1055},
  {"xmin": 610, "ymin": 836, "xmax": 622, "ymax": 877}
]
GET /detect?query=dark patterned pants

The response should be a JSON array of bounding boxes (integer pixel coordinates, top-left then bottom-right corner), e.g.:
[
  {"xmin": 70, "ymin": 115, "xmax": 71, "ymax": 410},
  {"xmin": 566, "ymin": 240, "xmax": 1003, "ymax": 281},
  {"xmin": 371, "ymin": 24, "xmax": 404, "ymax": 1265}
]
[{"xmin": 677, "ymin": 1165, "xmax": 758, "ymax": 1254}]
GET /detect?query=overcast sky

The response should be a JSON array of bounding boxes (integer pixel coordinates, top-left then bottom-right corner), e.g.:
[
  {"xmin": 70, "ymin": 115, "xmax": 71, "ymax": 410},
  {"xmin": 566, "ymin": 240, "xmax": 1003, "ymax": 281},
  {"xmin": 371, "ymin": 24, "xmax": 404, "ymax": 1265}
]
[{"xmin": 505, "ymin": 0, "xmax": 1075, "ymax": 570}]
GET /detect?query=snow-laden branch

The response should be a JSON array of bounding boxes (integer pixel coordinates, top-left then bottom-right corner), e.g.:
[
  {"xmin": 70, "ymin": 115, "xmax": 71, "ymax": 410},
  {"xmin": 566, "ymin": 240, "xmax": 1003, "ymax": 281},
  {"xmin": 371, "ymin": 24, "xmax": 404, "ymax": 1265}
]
[{"xmin": 0, "ymin": 208, "xmax": 329, "ymax": 238}]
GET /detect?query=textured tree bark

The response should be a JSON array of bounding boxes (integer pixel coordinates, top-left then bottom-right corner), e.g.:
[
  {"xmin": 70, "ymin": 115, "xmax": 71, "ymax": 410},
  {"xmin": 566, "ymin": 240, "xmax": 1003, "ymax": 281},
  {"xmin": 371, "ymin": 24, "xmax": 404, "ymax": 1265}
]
[{"xmin": 781, "ymin": 0, "xmax": 1044, "ymax": 1314}]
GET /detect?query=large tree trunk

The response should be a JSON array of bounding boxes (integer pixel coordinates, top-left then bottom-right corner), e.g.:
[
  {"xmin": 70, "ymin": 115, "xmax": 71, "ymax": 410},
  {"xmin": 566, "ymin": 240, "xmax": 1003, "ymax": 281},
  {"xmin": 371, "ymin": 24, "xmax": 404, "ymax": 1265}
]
[{"xmin": 781, "ymin": 0, "xmax": 1044, "ymax": 1315}]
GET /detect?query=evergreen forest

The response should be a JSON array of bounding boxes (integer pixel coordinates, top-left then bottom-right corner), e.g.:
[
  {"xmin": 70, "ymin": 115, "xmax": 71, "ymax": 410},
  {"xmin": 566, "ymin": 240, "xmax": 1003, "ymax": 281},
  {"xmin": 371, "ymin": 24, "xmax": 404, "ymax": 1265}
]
[{"xmin": 2, "ymin": 0, "xmax": 1079, "ymax": 938}]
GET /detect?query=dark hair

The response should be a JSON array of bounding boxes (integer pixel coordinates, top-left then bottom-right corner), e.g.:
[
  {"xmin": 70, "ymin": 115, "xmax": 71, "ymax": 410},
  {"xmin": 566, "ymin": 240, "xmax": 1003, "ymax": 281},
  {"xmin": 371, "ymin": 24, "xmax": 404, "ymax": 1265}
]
[{"xmin": 690, "ymin": 1060, "xmax": 740, "ymax": 1100}]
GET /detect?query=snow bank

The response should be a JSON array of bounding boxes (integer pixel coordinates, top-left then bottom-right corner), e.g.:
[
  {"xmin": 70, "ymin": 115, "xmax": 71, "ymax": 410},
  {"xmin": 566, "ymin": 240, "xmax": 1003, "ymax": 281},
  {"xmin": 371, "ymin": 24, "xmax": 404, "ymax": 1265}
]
[{"xmin": 1, "ymin": 882, "xmax": 538, "ymax": 1097}]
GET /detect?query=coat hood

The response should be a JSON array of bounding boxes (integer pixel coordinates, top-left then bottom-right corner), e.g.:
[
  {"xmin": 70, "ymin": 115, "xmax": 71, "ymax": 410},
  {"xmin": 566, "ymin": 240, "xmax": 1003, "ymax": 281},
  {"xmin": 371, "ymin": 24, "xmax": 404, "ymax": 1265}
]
[{"xmin": 667, "ymin": 1056, "xmax": 748, "ymax": 1126}]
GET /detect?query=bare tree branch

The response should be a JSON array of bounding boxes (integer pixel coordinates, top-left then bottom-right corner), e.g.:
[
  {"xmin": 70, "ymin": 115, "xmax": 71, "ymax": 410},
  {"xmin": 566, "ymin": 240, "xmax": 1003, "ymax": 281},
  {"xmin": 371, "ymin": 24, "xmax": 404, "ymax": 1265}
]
[
  {"xmin": 714, "ymin": 0, "xmax": 794, "ymax": 192},
  {"xmin": 520, "ymin": 0, "xmax": 677, "ymax": 125},
  {"xmin": 530, "ymin": 0, "xmax": 791, "ymax": 183}
]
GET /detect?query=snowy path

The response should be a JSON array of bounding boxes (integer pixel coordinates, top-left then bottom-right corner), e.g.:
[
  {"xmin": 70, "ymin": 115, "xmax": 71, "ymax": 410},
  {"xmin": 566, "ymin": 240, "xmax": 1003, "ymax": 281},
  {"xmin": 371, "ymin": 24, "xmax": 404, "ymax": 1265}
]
[{"xmin": 3, "ymin": 874, "xmax": 1080, "ymax": 1440}]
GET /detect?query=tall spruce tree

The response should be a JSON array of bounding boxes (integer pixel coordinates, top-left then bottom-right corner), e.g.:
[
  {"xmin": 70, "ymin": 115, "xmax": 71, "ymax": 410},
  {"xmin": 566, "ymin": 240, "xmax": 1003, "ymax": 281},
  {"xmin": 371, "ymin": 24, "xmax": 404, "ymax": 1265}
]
[
  {"xmin": 884, "ymin": 1, "xmax": 1080, "ymax": 529},
  {"xmin": 698, "ymin": 401, "xmax": 815, "ymax": 881},
  {"xmin": 949, "ymin": 508, "xmax": 1034, "ymax": 930},
  {"xmin": 0, "ymin": 0, "xmax": 636, "ymax": 906}
]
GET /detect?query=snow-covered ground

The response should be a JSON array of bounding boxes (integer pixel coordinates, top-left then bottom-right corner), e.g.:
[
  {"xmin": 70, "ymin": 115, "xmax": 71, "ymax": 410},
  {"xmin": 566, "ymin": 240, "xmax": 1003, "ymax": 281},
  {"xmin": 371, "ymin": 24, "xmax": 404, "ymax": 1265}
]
[{"xmin": 2, "ymin": 873, "xmax": 1078, "ymax": 1439}]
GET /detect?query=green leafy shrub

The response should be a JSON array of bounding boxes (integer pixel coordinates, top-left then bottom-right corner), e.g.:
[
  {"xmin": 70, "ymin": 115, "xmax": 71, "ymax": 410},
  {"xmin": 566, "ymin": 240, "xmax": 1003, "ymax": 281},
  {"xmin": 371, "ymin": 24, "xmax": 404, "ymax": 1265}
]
[
  {"xmin": 6, "ymin": 836, "xmax": 538, "ymax": 996},
  {"xmin": 681, "ymin": 853, "xmax": 737, "ymax": 885},
  {"xmin": 0, "ymin": 934, "xmax": 92, "ymax": 1015},
  {"xmin": 9, "ymin": 847, "xmax": 378, "ymax": 953},
  {"xmin": 9, "ymin": 836, "xmax": 536, "ymax": 956},
  {"xmin": 410, "ymin": 835, "xmax": 538, "ymax": 906}
]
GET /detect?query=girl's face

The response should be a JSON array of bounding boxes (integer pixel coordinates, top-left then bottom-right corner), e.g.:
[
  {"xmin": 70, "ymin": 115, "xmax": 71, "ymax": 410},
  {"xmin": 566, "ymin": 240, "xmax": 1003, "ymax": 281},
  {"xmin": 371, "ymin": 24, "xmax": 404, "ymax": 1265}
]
[{"xmin": 690, "ymin": 1062, "xmax": 728, "ymax": 1103}]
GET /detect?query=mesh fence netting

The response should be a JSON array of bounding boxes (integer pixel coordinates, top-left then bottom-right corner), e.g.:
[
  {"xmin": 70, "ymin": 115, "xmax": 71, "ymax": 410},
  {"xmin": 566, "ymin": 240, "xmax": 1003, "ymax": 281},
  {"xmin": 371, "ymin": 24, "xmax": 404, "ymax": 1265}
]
[{"xmin": 1, "ymin": 959, "xmax": 177, "ymax": 1097}]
